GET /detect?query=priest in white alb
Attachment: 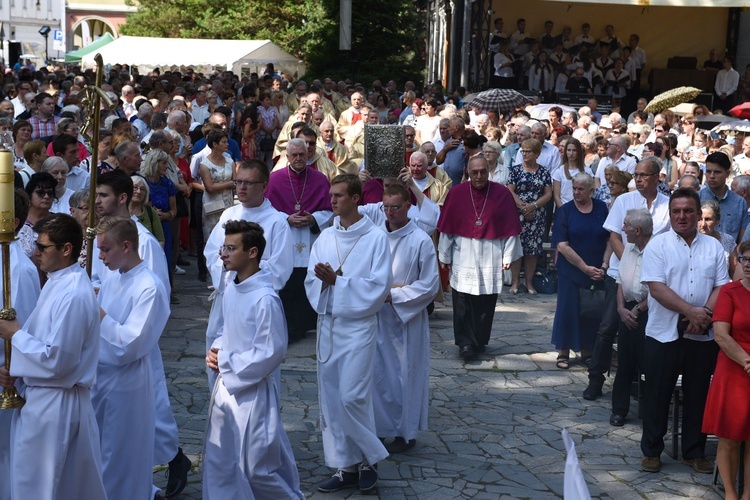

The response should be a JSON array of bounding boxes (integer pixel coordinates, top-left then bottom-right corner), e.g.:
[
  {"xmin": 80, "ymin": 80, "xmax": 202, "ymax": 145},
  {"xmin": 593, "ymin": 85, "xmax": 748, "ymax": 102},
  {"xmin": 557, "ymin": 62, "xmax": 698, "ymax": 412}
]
[
  {"xmin": 93, "ymin": 217, "xmax": 170, "ymax": 500},
  {"xmin": 203, "ymin": 160, "xmax": 294, "ymax": 389},
  {"xmin": 305, "ymin": 174, "xmax": 393, "ymax": 494},
  {"xmin": 0, "ymin": 213, "xmax": 107, "ymax": 499},
  {"xmin": 204, "ymin": 220, "xmax": 304, "ymax": 499},
  {"xmin": 438, "ymin": 155, "xmax": 522, "ymax": 360},
  {"xmin": 372, "ymin": 184, "xmax": 439, "ymax": 454}
]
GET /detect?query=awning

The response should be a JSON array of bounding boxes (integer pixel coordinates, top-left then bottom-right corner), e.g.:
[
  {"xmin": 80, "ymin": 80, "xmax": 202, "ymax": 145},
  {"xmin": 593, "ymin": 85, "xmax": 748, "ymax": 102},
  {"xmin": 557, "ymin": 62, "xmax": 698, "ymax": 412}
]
[
  {"xmin": 65, "ymin": 33, "xmax": 115, "ymax": 63},
  {"xmin": 79, "ymin": 36, "xmax": 305, "ymax": 76},
  {"xmin": 544, "ymin": 0, "xmax": 750, "ymax": 6}
]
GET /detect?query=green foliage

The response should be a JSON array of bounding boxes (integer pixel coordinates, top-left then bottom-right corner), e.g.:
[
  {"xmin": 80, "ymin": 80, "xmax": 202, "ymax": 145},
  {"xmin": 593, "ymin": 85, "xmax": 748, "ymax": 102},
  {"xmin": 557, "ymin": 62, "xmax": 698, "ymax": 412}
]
[{"xmin": 120, "ymin": 0, "xmax": 425, "ymax": 85}]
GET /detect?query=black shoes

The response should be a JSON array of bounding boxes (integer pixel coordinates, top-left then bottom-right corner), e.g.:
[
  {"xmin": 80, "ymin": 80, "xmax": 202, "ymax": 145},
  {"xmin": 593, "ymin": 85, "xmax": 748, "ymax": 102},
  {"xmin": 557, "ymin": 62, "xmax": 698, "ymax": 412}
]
[
  {"xmin": 582, "ymin": 384, "xmax": 603, "ymax": 401},
  {"xmin": 359, "ymin": 463, "xmax": 378, "ymax": 492},
  {"xmin": 165, "ymin": 448, "xmax": 191, "ymax": 498},
  {"xmin": 318, "ymin": 469, "xmax": 358, "ymax": 492},
  {"xmin": 459, "ymin": 345, "xmax": 475, "ymax": 359},
  {"xmin": 385, "ymin": 437, "xmax": 416, "ymax": 454},
  {"xmin": 609, "ymin": 413, "xmax": 626, "ymax": 426}
]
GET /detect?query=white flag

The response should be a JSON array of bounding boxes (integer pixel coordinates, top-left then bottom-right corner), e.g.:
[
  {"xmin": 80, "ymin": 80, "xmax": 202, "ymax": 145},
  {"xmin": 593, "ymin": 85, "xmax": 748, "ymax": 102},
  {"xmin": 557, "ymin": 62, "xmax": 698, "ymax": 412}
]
[{"xmin": 562, "ymin": 428, "xmax": 591, "ymax": 500}]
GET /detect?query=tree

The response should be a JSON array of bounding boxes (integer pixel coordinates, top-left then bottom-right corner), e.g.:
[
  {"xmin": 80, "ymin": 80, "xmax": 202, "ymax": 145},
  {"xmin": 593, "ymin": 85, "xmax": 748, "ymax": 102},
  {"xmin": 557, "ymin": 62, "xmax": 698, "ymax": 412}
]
[{"xmin": 120, "ymin": 0, "xmax": 424, "ymax": 84}]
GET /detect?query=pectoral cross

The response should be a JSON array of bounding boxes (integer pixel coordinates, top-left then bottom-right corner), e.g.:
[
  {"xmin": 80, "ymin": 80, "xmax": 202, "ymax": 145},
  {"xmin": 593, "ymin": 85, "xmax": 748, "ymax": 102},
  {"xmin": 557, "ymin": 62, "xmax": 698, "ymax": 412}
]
[{"xmin": 295, "ymin": 242, "xmax": 307, "ymax": 254}]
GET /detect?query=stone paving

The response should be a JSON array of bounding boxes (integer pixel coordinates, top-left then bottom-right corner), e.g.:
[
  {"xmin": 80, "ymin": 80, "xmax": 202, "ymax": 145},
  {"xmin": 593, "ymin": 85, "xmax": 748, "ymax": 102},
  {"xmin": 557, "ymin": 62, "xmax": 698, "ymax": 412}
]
[{"xmin": 156, "ymin": 262, "xmax": 724, "ymax": 499}]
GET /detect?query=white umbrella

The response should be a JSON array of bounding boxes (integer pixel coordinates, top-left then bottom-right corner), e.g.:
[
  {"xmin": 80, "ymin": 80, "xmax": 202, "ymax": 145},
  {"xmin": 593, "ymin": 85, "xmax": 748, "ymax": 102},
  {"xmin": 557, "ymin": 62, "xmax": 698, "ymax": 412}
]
[
  {"xmin": 668, "ymin": 102, "xmax": 698, "ymax": 117},
  {"xmin": 528, "ymin": 103, "xmax": 577, "ymax": 120}
]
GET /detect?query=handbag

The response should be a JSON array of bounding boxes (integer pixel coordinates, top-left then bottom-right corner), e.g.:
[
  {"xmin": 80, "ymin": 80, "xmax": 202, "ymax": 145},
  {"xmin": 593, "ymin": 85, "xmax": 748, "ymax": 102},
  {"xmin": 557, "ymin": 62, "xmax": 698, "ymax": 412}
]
[
  {"xmin": 579, "ymin": 285, "xmax": 606, "ymax": 320},
  {"xmin": 203, "ymin": 194, "xmax": 227, "ymax": 215},
  {"xmin": 175, "ymin": 192, "xmax": 189, "ymax": 218},
  {"xmin": 532, "ymin": 267, "xmax": 558, "ymax": 294},
  {"xmin": 260, "ymin": 137, "xmax": 276, "ymax": 152}
]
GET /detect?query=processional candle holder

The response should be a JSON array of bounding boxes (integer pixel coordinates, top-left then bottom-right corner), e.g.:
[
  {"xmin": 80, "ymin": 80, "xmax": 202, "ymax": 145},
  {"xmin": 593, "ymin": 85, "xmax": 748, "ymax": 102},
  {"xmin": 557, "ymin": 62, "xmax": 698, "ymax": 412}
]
[{"xmin": 0, "ymin": 132, "xmax": 24, "ymax": 409}]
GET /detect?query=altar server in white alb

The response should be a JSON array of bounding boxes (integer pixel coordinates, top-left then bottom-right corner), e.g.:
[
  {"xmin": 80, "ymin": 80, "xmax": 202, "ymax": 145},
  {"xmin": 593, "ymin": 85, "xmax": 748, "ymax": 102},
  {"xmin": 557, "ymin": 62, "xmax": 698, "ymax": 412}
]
[
  {"xmin": 203, "ymin": 160, "xmax": 294, "ymax": 389},
  {"xmin": 204, "ymin": 220, "xmax": 303, "ymax": 499},
  {"xmin": 0, "ymin": 190, "xmax": 41, "ymax": 500},
  {"xmin": 93, "ymin": 217, "xmax": 170, "ymax": 500},
  {"xmin": 372, "ymin": 184, "xmax": 439, "ymax": 454},
  {"xmin": 0, "ymin": 213, "xmax": 107, "ymax": 499},
  {"xmin": 305, "ymin": 174, "xmax": 393, "ymax": 494},
  {"xmin": 93, "ymin": 170, "xmax": 191, "ymax": 497}
]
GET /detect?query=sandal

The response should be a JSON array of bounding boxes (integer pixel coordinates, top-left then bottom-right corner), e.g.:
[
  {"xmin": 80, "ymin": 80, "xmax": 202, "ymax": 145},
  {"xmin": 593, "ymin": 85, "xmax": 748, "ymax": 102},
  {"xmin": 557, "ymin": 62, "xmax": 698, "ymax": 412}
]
[{"xmin": 556, "ymin": 354, "xmax": 570, "ymax": 370}]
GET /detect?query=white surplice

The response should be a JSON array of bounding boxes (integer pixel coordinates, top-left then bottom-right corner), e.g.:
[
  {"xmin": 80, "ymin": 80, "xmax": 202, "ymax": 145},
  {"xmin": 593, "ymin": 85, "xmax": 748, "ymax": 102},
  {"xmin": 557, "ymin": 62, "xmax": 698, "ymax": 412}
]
[
  {"xmin": 373, "ymin": 220, "xmax": 439, "ymax": 441},
  {"xmin": 9, "ymin": 264, "xmax": 107, "ymax": 499},
  {"xmin": 92, "ymin": 220, "xmax": 178, "ymax": 465},
  {"xmin": 203, "ymin": 269, "xmax": 303, "ymax": 499},
  {"xmin": 305, "ymin": 215, "xmax": 393, "ymax": 468},
  {"xmin": 438, "ymin": 234, "xmax": 522, "ymax": 295},
  {"xmin": 203, "ymin": 199, "xmax": 294, "ymax": 389},
  {"xmin": 93, "ymin": 262, "xmax": 170, "ymax": 500},
  {"xmin": 0, "ymin": 241, "xmax": 41, "ymax": 500},
  {"xmin": 358, "ymin": 197, "xmax": 440, "ymax": 236}
]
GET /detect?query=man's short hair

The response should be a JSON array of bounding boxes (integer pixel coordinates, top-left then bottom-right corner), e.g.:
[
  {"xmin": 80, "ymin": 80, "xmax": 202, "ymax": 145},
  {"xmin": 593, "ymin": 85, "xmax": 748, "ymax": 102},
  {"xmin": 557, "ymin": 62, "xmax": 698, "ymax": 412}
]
[
  {"xmin": 34, "ymin": 92, "xmax": 53, "ymax": 105},
  {"xmin": 149, "ymin": 129, "xmax": 171, "ymax": 149},
  {"xmin": 22, "ymin": 139, "xmax": 46, "ymax": 163},
  {"xmin": 331, "ymin": 173, "xmax": 362, "ymax": 198},
  {"xmin": 223, "ymin": 220, "xmax": 266, "ymax": 260},
  {"xmin": 150, "ymin": 112, "xmax": 168, "ymax": 130},
  {"xmin": 96, "ymin": 216, "xmax": 139, "ymax": 249},
  {"xmin": 669, "ymin": 187, "xmax": 701, "ymax": 211},
  {"xmin": 237, "ymin": 159, "xmax": 269, "ymax": 182},
  {"xmin": 625, "ymin": 208, "xmax": 653, "ymax": 236},
  {"xmin": 14, "ymin": 189, "xmax": 30, "ymax": 234},
  {"xmin": 296, "ymin": 127, "xmax": 317, "ymax": 140},
  {"xmin": 287, "ymin": 138, "xmax": 306, "ymax": 152},
  {"xmin": 638, "ymin": 157, "xmax": 662, "ymax": 175},
  {"xmin": 98, "ymin": 169, "xmax": 134, "ymax": 206},
  {"xmin": 52, "ymin": 134, "xmax": 78, "ymax": 156},
  {"xmin": 706, "ymin": 151, "xmax": 731, "ymax": 171},
  {"xmin": 734, "ymin": 175, "xmax": 750, "ymax": 193},
  {"xmin": 678, "ymin": 174, "xmax": 701, "ymax": 191},
  {"xmin": 410, "ymin": 151, "xmax": 428, "ymax": 166},
  {"xmin": 32, "ymin": 213, "xmax": 83, "ymax": 261},
  {"xmin": 113, "ymin": 141, "xmax": 136, "ymax": 162},
  {"xmin": 383, "ymin": 183, "xmax": 410, "ymax": 203}
]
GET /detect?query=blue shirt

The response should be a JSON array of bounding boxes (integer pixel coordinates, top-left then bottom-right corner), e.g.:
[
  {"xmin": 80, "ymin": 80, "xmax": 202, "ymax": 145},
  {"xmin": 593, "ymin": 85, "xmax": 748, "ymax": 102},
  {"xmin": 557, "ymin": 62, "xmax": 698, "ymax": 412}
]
[
  {"xmin": 193, "ymin": 137, "xmax": 242, "ymax": 162},
  {"xmin": 442, "ymin": 143, "xmax": 466, "ymax": 186},
  {"xmin": 700, "ymin": 187, "xmax": 749, "ymax": 242},
  {"xmin": 503, "ymin": 143, "xmax": 520, "ymax": 170}
]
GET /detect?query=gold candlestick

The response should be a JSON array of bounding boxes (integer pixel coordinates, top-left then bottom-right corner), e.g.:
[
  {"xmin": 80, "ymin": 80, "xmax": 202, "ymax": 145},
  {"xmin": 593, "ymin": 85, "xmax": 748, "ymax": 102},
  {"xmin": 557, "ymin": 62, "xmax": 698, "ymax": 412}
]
[{"xmin": 0, "ymin": 149, "xmax": 24, "ymax": 409}]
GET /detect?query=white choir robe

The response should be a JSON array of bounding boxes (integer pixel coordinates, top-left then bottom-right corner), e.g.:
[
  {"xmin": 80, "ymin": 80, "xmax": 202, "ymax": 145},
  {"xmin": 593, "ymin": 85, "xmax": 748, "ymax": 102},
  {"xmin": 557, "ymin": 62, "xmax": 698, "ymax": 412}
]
[
  {"xmin": 289, "ymin": 209, "xmax": 333, "ymax": 268},
  {"xmin": 305, "ymin": 216, "xmax": 393, "ymax": 468},
  {"xmin": 93, "ymin": 262, "xmax": 170, "ymax": 500},
  {"xmin": 9, "ymin": 264, "xmax": 107, "ymax": 499},
  {"xmin": 0, "ymin": 241, "xmax": 40, "ymax": 500},
  {"xmin": 92, "ymin": 220, "xmax": 178, "ymax": 465},
  {"xmin": 438, "ymin": 234, "xmax": 522, "ymax": 295},
  {"xmin": 358, "ymin": 197, "xmax": 440, "ymax": 236},
  {"xmin": 203, "ymin": 270, "xmax": 304, "ymax": 499},
  {"xmin": 373, "ymin": 220, "xmax": 439, "ymax": 441},
  {"xmin": 203, "ymin": 199, "xmax": 294, "ymax": 389}
]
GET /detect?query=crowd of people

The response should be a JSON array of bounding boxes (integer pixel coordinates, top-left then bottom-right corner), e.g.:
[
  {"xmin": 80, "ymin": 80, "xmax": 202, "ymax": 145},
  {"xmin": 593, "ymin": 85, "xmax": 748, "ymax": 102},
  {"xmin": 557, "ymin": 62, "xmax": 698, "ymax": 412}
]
[{"xmin": 1, "ymin": 58, "xmax": 750, "ymax": 497}]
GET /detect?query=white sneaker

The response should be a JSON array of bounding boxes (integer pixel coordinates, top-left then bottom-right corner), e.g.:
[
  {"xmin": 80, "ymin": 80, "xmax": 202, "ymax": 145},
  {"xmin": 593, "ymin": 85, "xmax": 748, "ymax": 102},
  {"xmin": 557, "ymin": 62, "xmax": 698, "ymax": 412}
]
[{"xmin": 174, "ymin": 265, "xmax": 186, "ymax": 275}]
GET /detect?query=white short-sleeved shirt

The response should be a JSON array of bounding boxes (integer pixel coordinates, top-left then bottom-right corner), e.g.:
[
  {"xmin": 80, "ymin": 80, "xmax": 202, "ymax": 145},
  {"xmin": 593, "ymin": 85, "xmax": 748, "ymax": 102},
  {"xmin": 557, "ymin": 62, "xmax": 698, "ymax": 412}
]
[
  {"xmin": 552, "ymin": 166, "xmax": 593, "ymax": 205},
  {"xmin": 595, "ymin": 154, "xmax": 637, "ymax": 185},
  {"xmin": 603, "ymin": 190, "xmax": 671, "ymax": 279},
  {"xmin": 641, "ymin": 229, "xmax": 729, "ymax": 343}
]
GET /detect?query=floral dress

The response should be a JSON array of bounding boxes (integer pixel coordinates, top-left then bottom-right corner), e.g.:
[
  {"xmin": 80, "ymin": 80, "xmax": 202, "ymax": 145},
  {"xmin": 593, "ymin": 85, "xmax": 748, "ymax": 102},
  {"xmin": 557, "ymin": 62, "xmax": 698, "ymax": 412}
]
[
  {"xmin": 201, "ymin": 156, "xmax": 234, "ymax": 240},
  {"xmin": 508, "ymin": 164, "xmax": 552, "ymax": 256},
  {"xmin": 256, "ymin": 105, "xmax": 279, "ymax": 153}
]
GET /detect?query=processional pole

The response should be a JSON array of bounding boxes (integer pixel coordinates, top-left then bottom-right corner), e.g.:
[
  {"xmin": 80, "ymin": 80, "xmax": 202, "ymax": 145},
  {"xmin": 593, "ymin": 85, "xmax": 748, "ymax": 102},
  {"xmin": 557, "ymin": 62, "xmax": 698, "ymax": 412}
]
[
  {"xmin": 0, "ymin": 135, "xmax": 23, "ymax": 409},
  {"xmin": 80, "ymin": 53, "xmax": 114, "ymax": 277}
]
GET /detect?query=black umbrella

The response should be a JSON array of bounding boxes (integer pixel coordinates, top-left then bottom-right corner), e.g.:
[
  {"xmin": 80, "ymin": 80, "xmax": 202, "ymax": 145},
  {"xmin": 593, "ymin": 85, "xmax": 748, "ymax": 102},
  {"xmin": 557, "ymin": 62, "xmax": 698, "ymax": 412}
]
[{"xmin": 464, "ymin": 89, "xmax": 530, "ymax": 116}]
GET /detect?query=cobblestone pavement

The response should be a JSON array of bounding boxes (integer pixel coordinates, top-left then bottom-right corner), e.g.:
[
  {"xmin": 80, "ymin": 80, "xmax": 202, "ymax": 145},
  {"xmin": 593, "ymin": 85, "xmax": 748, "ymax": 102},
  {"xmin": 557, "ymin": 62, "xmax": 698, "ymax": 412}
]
[{"xmin": 156, "ymin": 263, "xmax": 723, "ymax": 499}]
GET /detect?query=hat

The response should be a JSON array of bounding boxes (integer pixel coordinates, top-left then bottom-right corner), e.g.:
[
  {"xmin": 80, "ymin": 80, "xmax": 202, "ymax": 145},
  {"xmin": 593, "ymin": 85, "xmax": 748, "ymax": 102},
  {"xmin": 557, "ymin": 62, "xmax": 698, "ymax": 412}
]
[{"xmin": 599, "ymin": 118, "xmax": 612, "ymax": 129}]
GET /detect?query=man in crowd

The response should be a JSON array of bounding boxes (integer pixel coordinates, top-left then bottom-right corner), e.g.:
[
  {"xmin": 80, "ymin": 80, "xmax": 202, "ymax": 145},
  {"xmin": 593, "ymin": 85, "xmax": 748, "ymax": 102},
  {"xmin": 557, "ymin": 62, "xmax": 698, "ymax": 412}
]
[
  {"xmin": 275, "ymin": 127, "xmax": 339, "ymax": 181},
  {"xmin": 190, "ymin": 85, "xmax": 211, "ymax": 125},
  {"xmin": 52, "ymin": 134, "xmax": 90, "ymax": 191},
  {"xmin": 319, "ymin": 120, "xmax": 350, "ymax": 173},
  {"xmin": 594, "ymin": 135, "xmax": 636, "ymax": 188},
  {"xmin": 420, "ymin": 142, "xmax": 453, "ymax": 188},
  {"xmin": 204, "ymin": 220, "xmax": 304, "ymax": 499},
  {"xmin": 337, "ymin": 92, "xmax": 366, "ymax": 146},
  {"xmin": 373, "ymin": 183, "xmax": 439, "ymax": 454},
  {"xmin": 121, "ymin": 84, "xmax": 138, "ymax": 119},
  {"xmin": 113, "ymin": 141, "xmax": 143, "ymax": 176},
  {"xmin": 29, "ymin": 92, "xmax": 59, "ymax": 140},
  {"xmin": 700, "ymin": 152, "xmax": 748, "ymax": 243},
  {"xmin": 409, "ymin": 151, "xmax": 450, "ymax": 206},
  {"xmin": 274, "ymin": 103, "xmax": 318, "ymax": 160},
  {"xmin": 267, "ymin": 139, "xmax": 333, "ymax": 343},
  {"xmin": 514, "ymin": 123, "xmax": 561, "ymax": 174},
  {"xmin": 0, "ymin": 213, "xmax": 107, "ymax": 498},
  {"xmin": 584, "ymin": 157, "xmax": 670, "ymax": 400},
  {"xmin": 93, "ymin": 217, "xmax": 170, "ymax": 500},
  {"xmin": 305, "ymin": 174, "xmax": 392, "ymax": 493},
  {"xmin": 640, "ymin": 188, "xmax": 729, "ymax": 474},
  {"xmin": 435, "ymin": 117, "xmax": 466, "ymax": 186},
  {"xmin": 714, "ymin": 57, "xmax": 740, "ymax": 114},
  {"xmin": 438, "ymin": 155, "xmax": 521, "ymax": 359},
  {"xmin": 431, "ymin": 118, "xmax": 451, "ymax": 154},
  {"xmin": 203, "ymin": 160, "xmax": 294, "ymax": 387},
  {"xmin": 503, "ymin": 124, "xmax": 530, "ymax": 168},
  {"xmin": 732, "ymin": 136, "xmax": 750, "ymax": 175}
]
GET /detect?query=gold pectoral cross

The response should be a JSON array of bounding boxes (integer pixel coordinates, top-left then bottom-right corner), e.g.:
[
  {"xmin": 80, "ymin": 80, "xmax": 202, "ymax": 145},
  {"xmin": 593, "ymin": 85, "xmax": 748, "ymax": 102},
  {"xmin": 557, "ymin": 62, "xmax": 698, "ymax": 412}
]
[{"xmin": 295, "ymin": 242, "xmax": 307, "ymax": 254}]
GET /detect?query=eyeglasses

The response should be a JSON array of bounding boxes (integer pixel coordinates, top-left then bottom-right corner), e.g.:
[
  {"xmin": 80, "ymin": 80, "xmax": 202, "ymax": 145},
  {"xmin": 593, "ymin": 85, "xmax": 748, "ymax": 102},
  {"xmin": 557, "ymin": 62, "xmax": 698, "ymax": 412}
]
[
  {"xmin": 76, "ymin": 205, "xmax": 88, "ymax": 211},
  {"xmin": 520, "ymin": 150, "xmax": 534, "ymax": 155},
  {"xmin": 633, "ymin": 172, "xmax": 657, "ymax": 179},
  {"xmin": 739, "ymin": 256, "xmax": 750, "ymax": 264},
  {"xmin": 34, "ymin": 189, "xmax": 55, "ymax": 198},
  {"xmin": 234, "ymin": 180, "xmax": 264, "ymax": 188},
  {"xmin": 220, "ymin": 245, "xmax": 240, "ymax": 254},
  {"xmin": 405, "ymin": 134, "xmax": 415, "ymax": 138},
  {"xmin": 654, "ymin": 129, "xmax": 665, "ymax": 132},
  {"xmin": 380, "ymin": 204, "xmax": 404, "ymax": 213},
  {"xmin": 35, "ymin": 242, "xmax": 61, "ymax": 253}
]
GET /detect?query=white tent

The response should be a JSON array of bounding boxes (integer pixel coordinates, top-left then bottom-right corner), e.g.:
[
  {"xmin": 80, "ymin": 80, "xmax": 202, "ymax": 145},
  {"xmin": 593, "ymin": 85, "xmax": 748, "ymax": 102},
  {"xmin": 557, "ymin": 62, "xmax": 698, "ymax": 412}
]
[
  {"xmin": 545, "ymin": 0, "xmax": 749, "ymax": 6},
  {"xmin": 79, "ymin": 36, "xmax": 305, "ymax": 76}
]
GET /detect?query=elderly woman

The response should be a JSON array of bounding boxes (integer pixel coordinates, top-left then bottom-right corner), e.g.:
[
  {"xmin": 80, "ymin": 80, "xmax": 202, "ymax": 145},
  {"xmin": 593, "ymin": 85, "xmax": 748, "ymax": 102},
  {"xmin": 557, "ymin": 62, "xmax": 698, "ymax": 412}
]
[
  {"xmin": 699, "ymin": 200, "xmax": 737, "ymax": 275},
  {"xmin": 703, "ymin": 240, "xmax": 750, "ymax": 499},
  {"xmin": 482, "ymin": 141, "xmax": 509, "ymax": 184},
  {"xmin": 19, "ymin": 172, "xmax": 57, "ymax": 257},
  {"xmin": 67, "ymin": 189, "xmax": 96, "ymax": 268},
  {"xmin": 41, "ymin": 156, "xmax": 74, "ymax": 213},
  {"xmin": 129, "ymin": 175, "xmax": 165, "ymax": 247},
  {"xmin": 553, "ymin": 137, "xmax": 593, "ymax": 207},
  {"xmin": 607, "ymin": 170, "xmax": 633, "ymax": 208},
  {"xmin": 551, "ymin": 172, "xmax": 610, "ymax": 368},
  {"xmin": 507, "ymin": 139, "xmax": 553, "ymax": 294}
]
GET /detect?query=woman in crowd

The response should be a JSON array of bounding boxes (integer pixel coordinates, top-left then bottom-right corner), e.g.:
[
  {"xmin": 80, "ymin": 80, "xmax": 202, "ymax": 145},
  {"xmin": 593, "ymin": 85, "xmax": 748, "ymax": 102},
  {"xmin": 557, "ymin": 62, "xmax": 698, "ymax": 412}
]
[
  {"xmin": 19, "ymin": 172, "xmax": 56, "ymax": 257},
  {"xmin": 256, "ymin": 91, "xmax": 280, "ymax": 168},
  {"xmin": 703, "ymin": 240, "xmax": 750, "ymax": 500},
  {"xmin": 67, "ymin": 188, "xmax": 96, "ymax": 268},
  {"xmin": 45, "ymin": 118, "xmax": 90, "ymax": 161},
  {"xmin": 82, "ymin": 130, "xmax": 113, "ymax": 174},
  {"xmin": 42, "ymin": 156, "xmax": 74, "ymax": 214},
  {"xmin": 507, "ymin": 139, "xmax": 553, "ymax": 295},
  {"xmin": 12, "ymin": 120, "xmax": 32, "ymax": 169},
  {"xmin": 553, "ymin": 137, "xmax": 592, "ymax": 207},
  {"xmin": 403, "ymin": 98, "xmax": 423, "ymax": 128},
  {"xmin": 415, "ymin": 99, "xmax": 441, "ymax": 145},
  {"xmin": 239, "ymin": 99, "xmax": 259, "ymax": 161},
  {"xmin": 374, "ymin": 94, "xmax": 390, "ymax": 124},
  {"xmin": 699, "ymin": 200, "xmax": 737, "ymax": 275},
  {"xmin": 607, "ymin": 169, "xmax": 632, "ymax": 209},
  {"xmin": 483, "ymin": 141, "xmax": 509, "ymax": 185},
  {"xmin": 581, "ymin": 134, "xmax": 599, "ymax": 171},
  {"xmin": 129, "ymin": 175, "xmax": 165, "ymax": 247},
  {"xmin": 199, "ymin": 129, "xmax": 235, "ymax": 241},
  {"xmin": 551, "ymin": 172, "xmax": 610, "ymax": 369},
  {"xmin": 272, "ymin": 91, "xmax": 290, "ymax": 132}
]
